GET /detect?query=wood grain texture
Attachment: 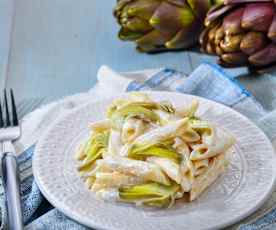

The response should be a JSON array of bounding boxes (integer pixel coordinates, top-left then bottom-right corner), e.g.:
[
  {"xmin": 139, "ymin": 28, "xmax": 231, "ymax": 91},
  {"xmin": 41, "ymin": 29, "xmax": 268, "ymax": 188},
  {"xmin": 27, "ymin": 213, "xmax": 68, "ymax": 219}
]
[
  {"xmin": 0, "ymin": 0, "xmax": 15, "ymax": 91},
  {"xmin": 5, "ymin": 0, "xmax": 190, "ymax": 102},
  {"xmin": 4, "ymin": 0, "xmax": 276, "ymax": 107}
]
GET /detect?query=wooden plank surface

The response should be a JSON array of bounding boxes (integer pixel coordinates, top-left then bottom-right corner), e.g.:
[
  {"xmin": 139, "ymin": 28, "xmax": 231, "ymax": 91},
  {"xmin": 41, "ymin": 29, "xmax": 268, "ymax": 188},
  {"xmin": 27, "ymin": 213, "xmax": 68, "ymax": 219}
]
[
  {"xmin": 3, "ymin": 0, "xmax": 276, "ymax": 107},
  {"xmin": 0, "ymin": 0, "xmax": 15, "ymax": 90},
  {"xmin": 3, "ymin": 0, "xmax": 251, "ymax": 102}
]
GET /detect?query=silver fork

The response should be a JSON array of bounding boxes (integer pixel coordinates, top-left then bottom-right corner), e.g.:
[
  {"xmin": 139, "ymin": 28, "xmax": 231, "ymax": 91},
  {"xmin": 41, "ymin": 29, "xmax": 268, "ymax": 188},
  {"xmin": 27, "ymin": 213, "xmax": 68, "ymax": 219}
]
[{"xmin": 0, "ymin": 89, "xmax": 23, "ymax": 230}]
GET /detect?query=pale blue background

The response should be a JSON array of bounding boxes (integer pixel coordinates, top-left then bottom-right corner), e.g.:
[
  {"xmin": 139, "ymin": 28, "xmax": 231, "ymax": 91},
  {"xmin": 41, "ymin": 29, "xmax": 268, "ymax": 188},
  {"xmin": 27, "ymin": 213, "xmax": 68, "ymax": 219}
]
[{"xmin": 0, "ymin": 0, "xmax": 275, "ymax": 106}]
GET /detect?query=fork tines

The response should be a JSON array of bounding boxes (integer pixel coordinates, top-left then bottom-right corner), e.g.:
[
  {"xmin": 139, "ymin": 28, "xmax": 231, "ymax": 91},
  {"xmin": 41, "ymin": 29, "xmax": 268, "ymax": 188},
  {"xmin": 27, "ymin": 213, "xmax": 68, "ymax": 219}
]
[{"xmin": 0, "ymin": 89, "xmax": 19, "ymax": 128}]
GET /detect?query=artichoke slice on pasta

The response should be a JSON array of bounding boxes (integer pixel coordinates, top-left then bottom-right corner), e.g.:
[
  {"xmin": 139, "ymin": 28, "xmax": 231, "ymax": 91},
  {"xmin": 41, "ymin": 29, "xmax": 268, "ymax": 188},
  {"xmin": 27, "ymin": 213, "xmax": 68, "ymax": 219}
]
[
  {"xmin": 78, "ymin": 149, "xmax": 105, "ymax": 173},
  {"xmin": 119, "ymin": 182, "xmax": 180, "ymax": 208},
  {"xmin": 106, "ymin": 99, "xmax": 129, "ymax": 118},
  {"xmin": 129, "ymin": 146, "xmax": 182, "ymax": 162},
  {"xmin": 77, "ymin": 131, "xmax": 110, "ymax": 173},
  {"xmin": 107, "ymin": 92, "xmax": 175, "ymax": 116},
  {"xmin": 106, "ymin": 93, "xmax": 154, "ymax": 118},
  {"xmin": 93, "ymin": 156, "xmax": 171, "ymax": 186},
  {"xmin": 110, "ymin": 104, "xmax": 160, "ymax": 130}
]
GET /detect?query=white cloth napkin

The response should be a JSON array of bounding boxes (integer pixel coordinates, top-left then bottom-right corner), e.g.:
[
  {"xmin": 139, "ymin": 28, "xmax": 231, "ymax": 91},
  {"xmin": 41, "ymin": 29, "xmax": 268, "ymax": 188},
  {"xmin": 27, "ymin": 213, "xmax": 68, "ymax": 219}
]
[
  {"xmin": 14, "ymin": 66, "xmax": 158, "ymax": 154},
  {"xmin": 15, "ymin": 65, "xmax": 276, "ymax": 156}
]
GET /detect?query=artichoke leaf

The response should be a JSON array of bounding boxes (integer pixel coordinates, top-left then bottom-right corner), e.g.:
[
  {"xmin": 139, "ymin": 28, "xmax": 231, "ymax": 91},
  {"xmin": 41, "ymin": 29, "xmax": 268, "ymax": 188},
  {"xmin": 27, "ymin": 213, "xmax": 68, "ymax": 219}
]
[
  {"xmin": 110, "ymin": 104, "xmax": 160, "ymax": 130},
  {"xmin": 129, "ymin": 146, "xmax": 182, "ymax": 162},
  {"xmin": 78, "ymin": 148, "xmax": 105, "ymax": 173},
  {"xmin": 112, "ymin": 100, "xmax": 175, "ymax": 114},
  {"xmin": 119, "ymin": 27, "xmax": 145, "ymax": 41},
  {"xmin": 141, "ymin": 195, "xmax": 171, "ymax": 208},
  {"xmin": 106, "ymin": 98, "xmax": 129, "ymax": 118},
  {"xmin": 78, "ymin": 131, "xmax": 110, "ymax": 173},
  {"xmin": 114, "ymin": 0, "xmax": 220, "ymax": 52},
  {"xmin": 119, "ymin": 182, "xmax": 180, "ymax": 207},
  {"xmin": 131, "ymin": 139, "xmax": 174, "ymax": 154}
]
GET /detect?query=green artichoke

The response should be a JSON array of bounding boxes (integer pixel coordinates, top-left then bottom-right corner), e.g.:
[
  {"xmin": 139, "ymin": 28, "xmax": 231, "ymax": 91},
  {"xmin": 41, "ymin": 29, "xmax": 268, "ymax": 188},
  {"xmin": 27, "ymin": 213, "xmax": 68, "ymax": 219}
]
[
  {"xmin": 200, "ymin": 0, "xmax": 276, "ymax": 67},
  {"xmin": 114, "ymin": 0, "xmax": 223, "ymax": 52},
  {"xmin": 119, "ymin": 182, "xmax": 180, "ymax": 207}
]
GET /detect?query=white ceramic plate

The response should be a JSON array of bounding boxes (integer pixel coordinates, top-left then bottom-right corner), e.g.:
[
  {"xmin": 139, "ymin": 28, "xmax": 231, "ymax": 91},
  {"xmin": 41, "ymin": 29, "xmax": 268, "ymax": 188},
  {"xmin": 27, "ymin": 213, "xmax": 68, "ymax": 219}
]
[{"xmin": 33, "ymin": 92, "xmax": 276, "ymax": 230}]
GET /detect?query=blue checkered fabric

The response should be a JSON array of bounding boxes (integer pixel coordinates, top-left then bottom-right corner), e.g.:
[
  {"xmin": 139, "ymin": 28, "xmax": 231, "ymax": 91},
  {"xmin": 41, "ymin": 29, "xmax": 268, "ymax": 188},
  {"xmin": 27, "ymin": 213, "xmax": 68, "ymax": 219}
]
[{"xmin": 1, "ymin": 63, "xmax": 275, "ymax": 230}]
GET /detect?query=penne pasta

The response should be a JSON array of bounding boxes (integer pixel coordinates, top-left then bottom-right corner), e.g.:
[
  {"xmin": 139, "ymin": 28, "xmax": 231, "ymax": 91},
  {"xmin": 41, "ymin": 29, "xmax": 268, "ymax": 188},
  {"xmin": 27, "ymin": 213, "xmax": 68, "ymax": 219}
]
[
  {"xmin": 76, "ymin": 93, "xmax": 235, "ymax": 208},
  {"xmin": 91, "ymin": 171, "xmax": 143, "ymax": 192},
  {"xmin": 190, "ymin": 129, "xmax": 235, "ymax": 160},
  {"xmin": 173, "ymin": 137, "xmax": 190, "ymax": 156},
  {"xmin": 181, "ymin": 127, "xmax": 201, "ymax": 143},
  {"xmin": 190, "ymin": 154, "xmax": 227, "ymax": 201},
  {"xmin": 133, "ymin": 118, "xmax": 189, "ymax": 147},
  {"xmin": 94, "ymin": 156, "xmax": 171, "ymax": 186},
  {"xmin": 180, "ymin": 174, "xmax": 192, "ymax": 192},
  {"xmin": 106, "ymin": 130, "xmax": 122, "ymax": 157}
]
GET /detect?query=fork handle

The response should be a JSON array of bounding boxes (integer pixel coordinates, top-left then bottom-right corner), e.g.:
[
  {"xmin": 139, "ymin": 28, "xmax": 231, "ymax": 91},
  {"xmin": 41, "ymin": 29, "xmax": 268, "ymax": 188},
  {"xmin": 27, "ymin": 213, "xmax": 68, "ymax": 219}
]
[{"xmin": 1, "ymin": 152, "xmax": 23, "ymax": 230}]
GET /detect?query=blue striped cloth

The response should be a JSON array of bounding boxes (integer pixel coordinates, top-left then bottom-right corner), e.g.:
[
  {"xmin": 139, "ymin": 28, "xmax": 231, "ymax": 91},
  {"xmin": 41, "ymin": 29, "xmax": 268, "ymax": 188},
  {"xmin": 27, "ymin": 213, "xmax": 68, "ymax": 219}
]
[{"xmin": 1, "ymin": 63, "xmax": 275, "ymax": 230}]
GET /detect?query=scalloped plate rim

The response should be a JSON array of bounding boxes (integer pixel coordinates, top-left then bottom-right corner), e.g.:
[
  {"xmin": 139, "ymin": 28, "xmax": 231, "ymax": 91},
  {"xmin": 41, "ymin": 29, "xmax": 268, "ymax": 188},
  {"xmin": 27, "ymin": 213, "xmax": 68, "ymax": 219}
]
[{"xmin": 33, "ymin": 91, "xmax": 276, "ymax": 230}]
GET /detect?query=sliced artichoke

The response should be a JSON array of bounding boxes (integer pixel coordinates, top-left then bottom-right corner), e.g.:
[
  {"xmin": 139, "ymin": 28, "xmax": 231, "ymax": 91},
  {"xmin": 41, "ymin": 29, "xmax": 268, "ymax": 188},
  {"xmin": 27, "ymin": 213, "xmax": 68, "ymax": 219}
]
[
  {"xmin": 78, "ymin": 148, "xmax": 105, "ymax": 173},
  {"xmin": 78, "ymin": 131, "xmax": 110, "ymax": 173},
  {"xmin": 158, "ymin": 101, "xmax": 175, "ymax": 114},
  {"xmin": 129, "ymin": 145, "xmax": 182, "ymax": 162},
  {"xmin": 114, "ymin": 0, "xmax": 223, "ymax": 52},
  {"xmin": 110, "ymin": 104, "xmax": 160, "ymax": 130},
  {"xmin": 119, "ymin": 182, "xmax": 180, "ymax": 208},
  {"xmin": 200, "ymin": 1, "xmax": 276, "ymax": 67}
]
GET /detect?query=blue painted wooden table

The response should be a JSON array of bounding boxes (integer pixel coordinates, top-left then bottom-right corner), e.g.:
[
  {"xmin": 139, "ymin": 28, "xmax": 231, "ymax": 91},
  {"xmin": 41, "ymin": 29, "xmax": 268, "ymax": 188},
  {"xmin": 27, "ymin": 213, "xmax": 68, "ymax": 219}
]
[{"xmin": 1, "ymin": 0, "xmax": 271, "ymax": 105}]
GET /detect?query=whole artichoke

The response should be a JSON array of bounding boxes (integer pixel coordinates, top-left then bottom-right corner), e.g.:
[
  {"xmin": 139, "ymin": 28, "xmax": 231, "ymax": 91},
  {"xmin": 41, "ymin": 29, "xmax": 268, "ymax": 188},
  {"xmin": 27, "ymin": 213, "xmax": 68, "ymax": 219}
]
[
  {"xmin": 114, "ymin": 0, "xmax": 222, "ymax": 52},
  {"xmin": 200, "ymin": 0, "xmax": 276, "ymax": 67}
]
